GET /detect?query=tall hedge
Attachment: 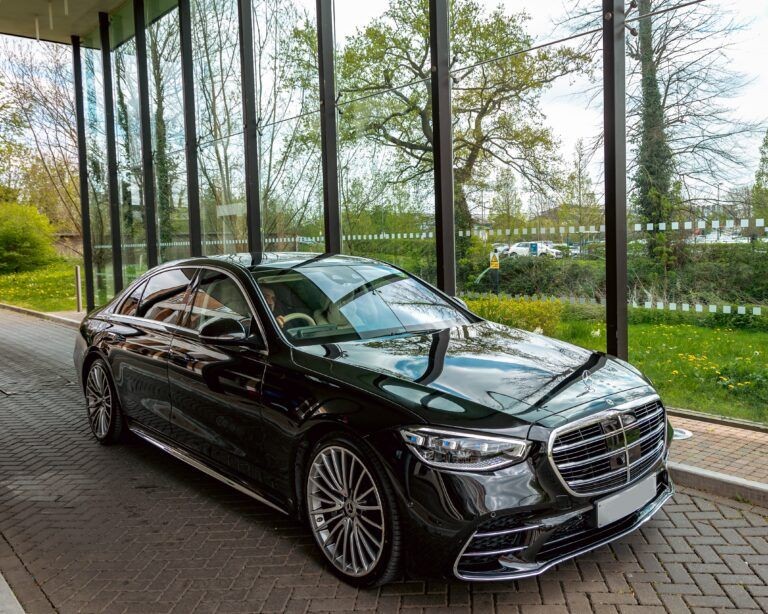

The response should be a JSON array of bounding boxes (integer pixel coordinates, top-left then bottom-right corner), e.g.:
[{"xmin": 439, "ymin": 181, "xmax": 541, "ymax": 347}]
[{"xmin": 0, "ymin": 203, "xmax": 57, "ymax": 274}]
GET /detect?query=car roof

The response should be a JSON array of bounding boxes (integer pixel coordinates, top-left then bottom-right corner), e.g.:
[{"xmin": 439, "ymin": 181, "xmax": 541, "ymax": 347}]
[{"xmin": 155, "ymin": 252, "xmax": 388, "ymax": 274}]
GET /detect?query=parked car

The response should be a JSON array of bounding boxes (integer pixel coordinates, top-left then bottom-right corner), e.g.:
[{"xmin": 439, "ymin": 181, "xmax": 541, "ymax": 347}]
[
  {"xmin": 553, "ymin": 243, "xmax": 581, "ymax": 258},
  {"xmin": 74, "ymin": 253, "xmax": 673, "ymax": 586},
  {"xmin": 491, "ymin": 243, "xmax": 511, "ymax": 256},
  {"xmin": 508, "ymin": 241, "xmax": 563, "ymax": 258}
]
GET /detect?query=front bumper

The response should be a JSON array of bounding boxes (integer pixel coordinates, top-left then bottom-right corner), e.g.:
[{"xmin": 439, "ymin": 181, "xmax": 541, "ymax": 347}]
[
  {"xmin": 373, "ymin": 418, "xmax": 674, "ymax": 581},
  {"xmin": 452, "ymin": 469, "xmax": 673, "ymax": 581}
]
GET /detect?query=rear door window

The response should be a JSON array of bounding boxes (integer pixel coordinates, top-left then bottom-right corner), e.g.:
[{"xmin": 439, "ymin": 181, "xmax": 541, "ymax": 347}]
[
  {"xmin": 118, "ymin": 279, "xmax": 148, "ymax": 317},
  {"xmin": 138, "ymin": 268, "xmax": 196, "ymax": 325}
]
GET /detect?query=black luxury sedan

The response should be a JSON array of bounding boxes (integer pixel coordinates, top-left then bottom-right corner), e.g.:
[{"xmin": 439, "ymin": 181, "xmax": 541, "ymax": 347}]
[{"xmin": 74, "ymin": 253, "xmax": 673, "ymax": 586}]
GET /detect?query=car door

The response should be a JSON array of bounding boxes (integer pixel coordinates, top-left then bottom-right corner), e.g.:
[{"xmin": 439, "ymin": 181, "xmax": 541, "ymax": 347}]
[
  {"xmin": 167, "ymin": 267, "xmax": 270, "ymax": 485},
  {"xmin": 110, "ymin": 267, "xmax": 196, "ymax": 437}
]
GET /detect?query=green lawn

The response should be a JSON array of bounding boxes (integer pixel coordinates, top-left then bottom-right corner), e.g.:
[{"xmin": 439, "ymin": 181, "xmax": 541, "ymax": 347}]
[
  {"xmin": 0, "ymin": 260, "xmax": 84, "ymax": 312},
  {"xmin": 559, "ymin": 321, "xmax": 768, "ymax": 424}
]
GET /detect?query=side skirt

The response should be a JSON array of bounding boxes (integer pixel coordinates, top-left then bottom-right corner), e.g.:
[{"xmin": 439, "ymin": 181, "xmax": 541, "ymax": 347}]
[{"xmin": 128, "ymin": 423, "xmax": 289, "ymax": 516}]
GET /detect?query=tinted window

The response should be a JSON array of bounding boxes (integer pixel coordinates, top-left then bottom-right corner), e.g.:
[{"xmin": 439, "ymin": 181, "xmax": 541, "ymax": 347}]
[
  {"xmin": 117, "ymin": 279, "xmax": 147, "ymax": 316},
  {"xmin": 138, "ymin": 268, "xmax": 195, "ymax": 324},
  {"xmin": 187, "ymin": 269, "xmax": 252, "ymax": 332},
  {"xmin": 253, "ymin": 263, "xmax": 476, "ymax": 346}
]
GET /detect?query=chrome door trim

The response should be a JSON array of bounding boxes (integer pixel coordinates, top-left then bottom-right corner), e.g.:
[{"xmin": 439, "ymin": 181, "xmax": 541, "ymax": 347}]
[{"xmin": 129, "ymin": 424, "xmax": 287, "ymax": 516}]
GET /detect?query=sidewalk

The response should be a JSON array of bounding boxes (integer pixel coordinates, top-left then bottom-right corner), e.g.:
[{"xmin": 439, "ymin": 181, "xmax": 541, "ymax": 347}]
[{"xmin": 669, "ymin": 414, "xmax": 768, "ymax": 506}]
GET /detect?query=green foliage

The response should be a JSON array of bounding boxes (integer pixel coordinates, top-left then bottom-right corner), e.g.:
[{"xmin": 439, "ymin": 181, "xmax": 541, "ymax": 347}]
[
  {"xmin": 0, "ymin": 203, "xmax": 57, "ymax": 274},
  {"xmin": 0, "ymin": 259, "xmax": 83, "ymax": 312},
  {"xmin": 465, "ymin": 295, "xmax": 564, "ymax": 336},
  {"xmin": 335, "ymin": 0, "xmax": 587, "ymax": 257},
  {"xmin": 558, "ymin": 320, "xmax": 768, "ymax": 423},
  {"xmin": 633, "ymin": 0, "xmax": 679, "ymax": 262},
  {"xmin": 468, "ymin": 255, "xmax": 605, "ymax": 298},
  {"xmin": 752, "ymin": 128, "xmax": 768, "ymax": 217}
]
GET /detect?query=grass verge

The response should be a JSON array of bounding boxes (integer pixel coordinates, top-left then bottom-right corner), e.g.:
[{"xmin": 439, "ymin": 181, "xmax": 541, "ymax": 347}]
[
  {"xmin": 558, "ymin": 320, "xmax": 768, "ymax": 424},
  {"xmin": 0, "ymin": 260, "xmax": 84, "ymax": 313}
]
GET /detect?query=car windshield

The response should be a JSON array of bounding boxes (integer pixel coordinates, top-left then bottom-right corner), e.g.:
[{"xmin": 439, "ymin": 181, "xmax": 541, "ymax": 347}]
[{"xmin": 252, "ymin": 263, "xmax": 476, "ymax": 346}]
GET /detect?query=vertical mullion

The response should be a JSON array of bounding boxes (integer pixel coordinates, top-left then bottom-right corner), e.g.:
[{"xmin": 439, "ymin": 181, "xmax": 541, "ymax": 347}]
[
  {"xmin": 237, "ymin": 0, "xmax": 262, "ymax": 252},
  {"xmin": 99, "ymin": 11, "xmax": 123, "ymax": 292},
  {"xmin": 316, "ymin": 0, "xmax": 340, "ymax": 254},
  {"xmin": 134, "ymin": 0, "xmax": 159, "ymax": 268},
  {"xmin": 429, "ymin": 0, "xmax": 456, "ymax": 295},
  {"xmin": 603, "ymin": 0, "xmax": 628, "ymax": 359},
  {"xmin": 72, "ymin": 36, "xmax": 96, "ymax": 311},
  {"xmin": 179, "ymin": 0, "xmax": 202, "ymax": 257}
]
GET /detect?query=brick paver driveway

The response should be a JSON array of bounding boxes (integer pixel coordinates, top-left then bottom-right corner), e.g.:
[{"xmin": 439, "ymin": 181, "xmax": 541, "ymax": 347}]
[{"xmin": 1, "ymin": 310, "xmax": 767, "ymax": 613}]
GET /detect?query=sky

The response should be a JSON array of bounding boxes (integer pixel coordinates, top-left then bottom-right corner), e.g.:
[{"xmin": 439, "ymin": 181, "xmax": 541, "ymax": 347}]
[{"xmin": 333, "ymin": 0, "xmax": 768, "ymax": 202}]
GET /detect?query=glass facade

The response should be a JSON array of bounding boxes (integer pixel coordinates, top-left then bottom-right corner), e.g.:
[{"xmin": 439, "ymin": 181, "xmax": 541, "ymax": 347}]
[
  {"xmin": 145, "ymin": 0, "xmax": 189, "ymax": 262},
  {"xmin": 73, "ymin": 0, "xmax": 768, "ymax": 422},
  {"xmin": 334, "ymin": 0, "xmax": 437, "ymax": 283},
  {"xmin": 192, "ymin": 0, "xmax": 248, "ymax": 254},
  {"xmin": 110, "ymin": 4, "xmax": 146, "ymax": 284},
  {"xmin": 81, "ymin": 29, "xmax": 114, "ymax": 306}
]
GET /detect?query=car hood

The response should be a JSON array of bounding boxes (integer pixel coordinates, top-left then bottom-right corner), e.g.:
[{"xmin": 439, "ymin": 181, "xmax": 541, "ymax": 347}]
[{"xmin": 294, "ymin": 321, "xmax": 652, "ymax": 430}]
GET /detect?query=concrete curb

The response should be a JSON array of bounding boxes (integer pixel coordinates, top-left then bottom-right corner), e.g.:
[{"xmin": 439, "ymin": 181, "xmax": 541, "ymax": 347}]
[
  {"xmin": 0, "ymin": 303, "xmax": 80, "ymax": 330},
  {"xmin": 0, "ymin": 571, "xmax": 25, "ymax": 614},
  {"xmin": 669, "ymin": 461, "xmax": 768, "ymax": 509},
  {"xmin": 668, "ymin": 406, "xmax": 768, "ymax": 435}
]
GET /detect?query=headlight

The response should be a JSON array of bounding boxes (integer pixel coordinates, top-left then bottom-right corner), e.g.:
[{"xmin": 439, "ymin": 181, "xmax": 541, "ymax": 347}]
[{"xmin": 399, "ymin": 427, "xmax": 530, "ymax": 471}]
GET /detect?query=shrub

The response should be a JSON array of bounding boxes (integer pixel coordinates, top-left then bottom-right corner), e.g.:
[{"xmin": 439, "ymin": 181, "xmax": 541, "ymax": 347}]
[
  {"xmin": 0, "ymin": 203, "xmax": 57, "ymax": 274},
  {"xmin": 465, "ymin": 295, "xmax": 564, "ymax": 336}
]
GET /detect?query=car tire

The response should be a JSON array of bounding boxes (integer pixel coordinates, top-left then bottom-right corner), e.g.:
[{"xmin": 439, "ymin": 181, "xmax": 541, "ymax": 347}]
[
  {"xmin": 84, "ymin": 358, "xmax": 125, "ymax": 445},
  {"xmin": 304, "ymin": 434, "xmax": 402, "ymax": 587}
]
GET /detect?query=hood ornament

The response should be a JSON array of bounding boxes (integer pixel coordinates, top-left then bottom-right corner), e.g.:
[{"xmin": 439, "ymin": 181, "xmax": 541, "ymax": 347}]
[{"xmin": 582, "ymin": 369, "xmax": 594, "ymax": 392}]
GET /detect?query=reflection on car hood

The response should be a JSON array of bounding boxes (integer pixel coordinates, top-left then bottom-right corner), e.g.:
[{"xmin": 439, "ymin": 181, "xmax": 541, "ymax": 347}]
[{"xmin": 295, "ymin": 321, "xmax": 651, "ymax": 427}]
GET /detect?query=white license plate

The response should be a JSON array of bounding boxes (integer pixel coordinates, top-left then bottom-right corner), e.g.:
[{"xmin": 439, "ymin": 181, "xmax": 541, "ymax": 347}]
[{"xmin": 595, "ymin": 474, "xmax": 657, "ymax": 528}]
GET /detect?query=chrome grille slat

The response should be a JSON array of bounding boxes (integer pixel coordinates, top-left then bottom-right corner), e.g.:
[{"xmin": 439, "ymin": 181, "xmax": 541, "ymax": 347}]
[
  {"xmin": 568, "ymin": 440, "xmax": 665, "ymax": 487},
  {"xmin": 552, "ymin": 404, "xmax": 664, "ymax": 453},
  {"xmin": 548, "ymin": 395, "xmax": 667, "ymax": 497},
  {"xmin": 556, "ymin": 421, "xmax": 666, "ymax": 470},
  {"xmin": 461, "ymin": 545, "xmax": 527, "ymax": 558}
]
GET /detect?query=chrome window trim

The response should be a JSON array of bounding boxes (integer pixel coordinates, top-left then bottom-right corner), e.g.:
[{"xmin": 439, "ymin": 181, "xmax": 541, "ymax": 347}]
[
  {"xmin": 108, "ymin": 264, "xmax": 269, "ymax": 355},
  {"xmin": 546, "ymin": 394, "xmax": 666, "ymax": 498}
]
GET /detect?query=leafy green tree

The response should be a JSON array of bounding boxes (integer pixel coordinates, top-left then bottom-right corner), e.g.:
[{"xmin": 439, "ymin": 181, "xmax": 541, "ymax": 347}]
[
  {"xmin": 0, "ymin": 203, "xmax": 57, "ymax": 274},
  {"xmin": 335, "ymin": 0, "xmax": 586, "ymax": 242},
  {"xmin": 634, "ymin": 0, "xmax": 676, "ymax": 261},
  {"xmin": 752, "ymin": 129, "xmax": 768, "ymax": 218},
  {"xmin": 558, "ymin": 139, "xmax": 602, "ymax": 229},
  {"xmin": 488, "ymin": 169, "xmax": 524, "ymax": 231}
]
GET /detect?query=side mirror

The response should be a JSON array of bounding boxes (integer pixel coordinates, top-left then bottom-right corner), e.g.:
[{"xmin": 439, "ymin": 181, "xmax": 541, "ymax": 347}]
[{"xmin": 199, "ymin": 318, "xmax": 247, "ymax": 345}]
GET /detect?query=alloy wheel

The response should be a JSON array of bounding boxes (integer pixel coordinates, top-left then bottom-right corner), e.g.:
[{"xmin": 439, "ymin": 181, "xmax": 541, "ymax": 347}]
[
  {"xmin": 86, "ymin": 363, "xmax": 112, "ymax": 439},
  {"xmin": 307, "ymin": 445, "xmax": 385, "ymax": 577}
]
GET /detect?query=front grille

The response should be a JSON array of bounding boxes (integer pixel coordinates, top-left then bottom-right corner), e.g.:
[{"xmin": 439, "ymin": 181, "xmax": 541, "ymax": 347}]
[{"xmin": 549, "ymin": 397, "xmax": 667, "ymax": 496}]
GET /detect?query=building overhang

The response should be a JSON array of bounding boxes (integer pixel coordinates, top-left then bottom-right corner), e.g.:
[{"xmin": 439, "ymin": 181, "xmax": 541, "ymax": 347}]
[{"xmin": 0, "ymin": 0, "xmax": 128, "ymax": 44}]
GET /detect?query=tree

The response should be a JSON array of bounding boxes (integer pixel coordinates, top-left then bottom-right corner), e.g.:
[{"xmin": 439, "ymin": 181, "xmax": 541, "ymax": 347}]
[
  {"xmin": 752, "ymin": 129, "xmax": 768, "ymax": 218},
  {"xmin": 336, "ymin": 0, "xmax": 586, "ymax": 240},
  {"xmin": 0, "ymin": 203, "xmax": 57, "ymax": 273},
  {"xmin": 634, "ymin": 0, "xmax": 675, "ymax": 259},
  {"xmin": 488, "ymin": 169, "xmax": 525, "ymax": 231},
  {"xmin": 558, "ymin": 139, "xmax": 602, "ymax": 228},
  {"xmin": 0, "ymin": 40, "xmax": 81, "ymax": 237},
  {"xmin": 564, "ymin": 0, "xmax": 759, "ymax": 201}
]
